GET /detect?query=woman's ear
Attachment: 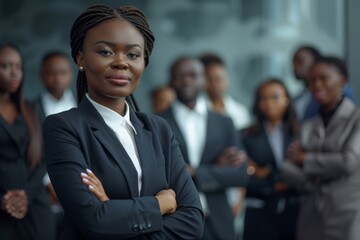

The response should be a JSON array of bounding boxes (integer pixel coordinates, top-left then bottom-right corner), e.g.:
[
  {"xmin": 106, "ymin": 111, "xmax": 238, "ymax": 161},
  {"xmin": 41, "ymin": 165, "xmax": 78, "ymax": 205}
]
[{"xmin": 76, "ymin": 52, "xmax": 83, "ymax": 69}]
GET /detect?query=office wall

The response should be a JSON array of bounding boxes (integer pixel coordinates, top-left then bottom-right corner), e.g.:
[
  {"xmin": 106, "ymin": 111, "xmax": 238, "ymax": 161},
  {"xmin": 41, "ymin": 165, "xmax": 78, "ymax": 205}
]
[{"xmin": 0, "ymin": 0, "xmax": 345, "ymax": 112}]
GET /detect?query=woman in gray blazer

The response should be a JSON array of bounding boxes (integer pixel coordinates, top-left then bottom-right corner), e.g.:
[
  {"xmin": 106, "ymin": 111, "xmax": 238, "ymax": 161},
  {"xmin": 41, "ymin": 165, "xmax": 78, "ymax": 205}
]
[{"xmin": 283, "ymin": 56, "xmax": 360, "ymax": 240}]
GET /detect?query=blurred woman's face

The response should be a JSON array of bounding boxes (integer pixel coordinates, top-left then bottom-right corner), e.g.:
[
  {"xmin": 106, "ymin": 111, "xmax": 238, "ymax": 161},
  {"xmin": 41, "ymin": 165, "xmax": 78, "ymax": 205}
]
[
  {"xmin": 308, "ymin": 63, "xmax": 345, "ymax": 107},
  {"xmin": 0, "ymin": 47, "xmax": 23, "ymax": 94},
  {"xmin": 258, "ymin": 83, "xmax": 288, "ymax": 122}
]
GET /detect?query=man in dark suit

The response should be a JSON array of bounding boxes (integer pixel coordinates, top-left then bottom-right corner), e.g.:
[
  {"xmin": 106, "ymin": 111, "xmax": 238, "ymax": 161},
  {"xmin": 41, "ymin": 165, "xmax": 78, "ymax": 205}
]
[
  {"xmin": 158, "ymin": 56, "xmax": 248, "ymax": 240},
  {"xmin": 31, "ymin": 51, "xmax": 76, "ymax": 239}
]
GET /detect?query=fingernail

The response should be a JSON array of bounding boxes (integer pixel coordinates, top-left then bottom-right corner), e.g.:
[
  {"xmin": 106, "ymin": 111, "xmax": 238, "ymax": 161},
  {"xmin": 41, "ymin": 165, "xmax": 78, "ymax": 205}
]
[
  {"xmin": 83, "ymin": 178, "xmax": 89, "ymax": 182},
  {"xmin": 80, "ymin": 173, "xmax": 87, "ymax": 177},
  {"xmin": 89, "ymin": 185, "xmax": 94, "ymax": 189},
  {"xmin": 86, "ymin": 169, "xmax": 93, "ymax": 174}
]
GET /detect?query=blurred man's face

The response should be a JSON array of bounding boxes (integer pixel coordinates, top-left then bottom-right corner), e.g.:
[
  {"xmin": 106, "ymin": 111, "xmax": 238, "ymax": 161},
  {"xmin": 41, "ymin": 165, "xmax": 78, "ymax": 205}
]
[
  {"xmin": 41, "ymin": 55, "xmax": 73, "ymax": 99},
  {"xmin": 293, "ymin": 49, "xmax": 315, "ymax": 84},
  {"xmin": 204, "ymin": 64, "xmax": 228, "ymax": 100},
  {"xmin": 170, "ymin": 59, "xmax": 205, "ymax": 107}
]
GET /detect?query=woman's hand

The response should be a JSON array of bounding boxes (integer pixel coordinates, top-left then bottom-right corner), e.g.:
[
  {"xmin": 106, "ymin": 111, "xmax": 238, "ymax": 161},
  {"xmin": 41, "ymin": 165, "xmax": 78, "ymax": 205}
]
[
  {"xmin": 286, "ymin": 141, "xmax": 305, "ymax": 166},
  {"xmin": 1, "ymin": 190, "xmax": 28, "ymax": 219},
  {"xmin": 248, "ymin": 159, "xmax": 272, "ymax": 179},
  {"xmin": 81, "ymin": 169, "xmax": 109, "ymax": 201},
  {"xmin": 155, "ymin": 189, "xmax": 177, "ymax": 215}
]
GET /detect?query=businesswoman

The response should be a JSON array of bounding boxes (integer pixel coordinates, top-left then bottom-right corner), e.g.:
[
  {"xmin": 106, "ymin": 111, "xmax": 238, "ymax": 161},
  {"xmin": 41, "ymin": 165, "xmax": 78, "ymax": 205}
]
[
  {"xmin": 43, "ymin": 4, "xmax": 204, "ymax": 240},
  {"xmin": 242, "ymin": 79, "xmax": 299, "ymax": 240},
  {"xmin": 0, "ymin": 43, "xmax": 55, "ymax": 240},
  {"xmin": 283, "ymin": 56, "xmax": 360, "ymax": 240}
]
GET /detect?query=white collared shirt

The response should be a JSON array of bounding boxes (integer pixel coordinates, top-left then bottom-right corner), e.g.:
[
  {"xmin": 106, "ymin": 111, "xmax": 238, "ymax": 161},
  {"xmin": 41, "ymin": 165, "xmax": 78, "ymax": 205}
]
[
  {"xmin": 86, "ymin": 94, "xmax": 142, "ymax": 195},
  {"xmin": 207, "ymin": 95, "xmax": 251, "ymax": 130},
  {"xmin": 41, "ymin": 89, "xmax": 77, "ymax": 117},
  {"xmin": 172, "ymin": 95, "xmax": 209, "ymax": 211},
  {"xmin": 172, "ymin": 96, "xmax": 208, "ymax": 168}
]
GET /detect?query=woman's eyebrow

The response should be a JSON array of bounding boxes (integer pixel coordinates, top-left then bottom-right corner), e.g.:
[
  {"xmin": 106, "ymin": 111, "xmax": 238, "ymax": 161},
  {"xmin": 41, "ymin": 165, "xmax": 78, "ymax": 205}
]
[{"xmin": 95, "ymin": 41, "xmax": 142, "ymax": 49}]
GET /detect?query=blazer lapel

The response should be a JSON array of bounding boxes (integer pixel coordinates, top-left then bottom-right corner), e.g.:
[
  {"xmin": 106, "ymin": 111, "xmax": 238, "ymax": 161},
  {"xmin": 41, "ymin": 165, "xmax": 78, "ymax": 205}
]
[
  {"xmin": 78, "ymin": 98, "xmax": 139, "ymax": 197},
  {"xmin": 161, "ymin": 108, "xmax": 190, "ymax": 164},
  {"xmin": 0, "ymin": 117, "xmax": 23, "ymax": 154},
  {"xmin": 130, "ymin": 111, "xmax": 157, "ymax": 196},
  {"xmin": 325, "ymin": 98, "xmax": 355, "ymax": 135}
]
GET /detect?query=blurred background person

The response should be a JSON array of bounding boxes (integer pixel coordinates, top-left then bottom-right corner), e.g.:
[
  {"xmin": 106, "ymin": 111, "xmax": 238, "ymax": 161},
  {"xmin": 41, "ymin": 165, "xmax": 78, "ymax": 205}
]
[
  {"xmin": 284, "ymin": 56, "xmax": 360, "ymax": 240},
  {"xmin": 292, "ymin": 45, "xmax": 356, "ymax": 122},
  {"xmin": 158, "ymin": 56, "xmax": 248, "ymax": 240},
  {"xmin": 241, "ymin": 79, "xmax": 299, "ymax": 240},
  {"xmin": 31, "ymin": 50, "xmax": 76, "ymax": 239},
  {"xmin": 0, "ymin": 43, "xmax": 55, "ymax": 240},
  {"xmin": 199, "ymin": 52, "xmax": 251, "ymax": 239},
  {"xmin": 200, "ymin": 53, "xmax": 251, "ymax": 130},
  {"xmin": 150, "ymin": 85, "xmax": 175, "ymax": 113}
]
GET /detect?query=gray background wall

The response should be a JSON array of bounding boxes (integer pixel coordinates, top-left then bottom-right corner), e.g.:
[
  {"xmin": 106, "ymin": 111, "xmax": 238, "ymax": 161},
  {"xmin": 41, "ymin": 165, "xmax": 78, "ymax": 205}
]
[{"xmin": 0, "ymin": 0, "xmax": 350, "ymax": 113}]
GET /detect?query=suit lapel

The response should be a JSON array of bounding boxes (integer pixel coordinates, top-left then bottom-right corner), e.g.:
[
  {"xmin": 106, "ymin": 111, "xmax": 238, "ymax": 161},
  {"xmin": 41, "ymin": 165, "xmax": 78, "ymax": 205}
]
[
  {"xmin": 162, "ymin": 108, "xmax": 190, "ymax": 164},
  {"xmin": 325, "ymin": 98, "xmax": 355, "ymax": 135},
  {"xmin": 78, "ymin": 98, "xmax": 139, "ymax": 197},
  {"xmin": 0, "ymin": 117, "xmax": 23, "ymax": 154},
  {"xmin": 130, "ymin": 112, "xmax": 156, "ymax": 196},
  {"xmin": 200, "ymin": 112, "xmax": 213, "ymax": 164}
]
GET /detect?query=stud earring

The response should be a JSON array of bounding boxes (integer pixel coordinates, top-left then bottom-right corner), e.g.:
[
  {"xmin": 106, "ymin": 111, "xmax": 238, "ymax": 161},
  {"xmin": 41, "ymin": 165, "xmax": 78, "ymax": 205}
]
[{"xmin": 79, "ymin": 66, "xmax": 84, "ymax": 72}]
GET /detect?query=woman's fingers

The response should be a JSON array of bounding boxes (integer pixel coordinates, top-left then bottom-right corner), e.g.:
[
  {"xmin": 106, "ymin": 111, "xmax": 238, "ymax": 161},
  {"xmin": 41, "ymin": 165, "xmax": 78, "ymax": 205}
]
[{"xmin": 80, "ymin": 170, "xmax": 109, "ymax": 201}]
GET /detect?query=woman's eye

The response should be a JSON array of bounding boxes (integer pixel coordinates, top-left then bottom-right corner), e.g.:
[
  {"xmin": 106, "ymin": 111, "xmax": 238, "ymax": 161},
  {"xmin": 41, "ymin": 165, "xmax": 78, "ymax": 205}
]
[
  {"xmin": 127, "ymin": 52, "xmax": 139, "ymax": 60},
  {"xmin": 0, "ymin": 63, "xmax": 10, "ymax": 69},
  {"xmin": 98, "ymin": 50, "xmax": 112, "ymax": 56}
]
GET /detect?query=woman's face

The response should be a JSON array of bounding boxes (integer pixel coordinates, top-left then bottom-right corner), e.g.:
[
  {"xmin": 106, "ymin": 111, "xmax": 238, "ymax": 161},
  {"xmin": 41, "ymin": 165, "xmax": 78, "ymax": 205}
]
[
  {"xmin": 258, "ymin": 83, "xmax": 288, "ymax": 122},
  {"xmin": 308, "ymin": 63, "xmax": 345, "ymax": 106},
  {"xmin": 76, "ymin": 18, "xmax": 145, "ymax": 103},
  {"xmin": 0, "ymin": 46, "xmax": 23, "ymax": 94}
]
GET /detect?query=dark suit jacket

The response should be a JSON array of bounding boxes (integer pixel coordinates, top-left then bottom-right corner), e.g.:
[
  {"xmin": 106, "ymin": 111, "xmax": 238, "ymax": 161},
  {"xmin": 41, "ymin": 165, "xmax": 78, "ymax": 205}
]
[
  {"xmin": 241, "ymin": 125, "xmax": 299, "ymax": 212},
  {"xmin": 158, "ymin": 107, "xmax": 248, "ymax": 240},
  {"xmin": 31, "ymin": 96, "xmax": 46, "ymax": 125},
  {"xmin": 0, "ymin": 109, "xmax": 55, "ymax": 240},
  {"xmin": 44, "ymin": 97, "xmax": 204, "ymax": 240}
]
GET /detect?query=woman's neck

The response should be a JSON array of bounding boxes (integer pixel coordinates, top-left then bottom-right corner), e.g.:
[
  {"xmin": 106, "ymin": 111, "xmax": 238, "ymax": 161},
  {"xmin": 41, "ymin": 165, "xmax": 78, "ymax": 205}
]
[
  {"xmin": 266, "ymin": 118, "xmax": 282, "ymax": 132},
  {"xmin": 0, "ymin": 92, "xmax": 12, "ymax": 104}
]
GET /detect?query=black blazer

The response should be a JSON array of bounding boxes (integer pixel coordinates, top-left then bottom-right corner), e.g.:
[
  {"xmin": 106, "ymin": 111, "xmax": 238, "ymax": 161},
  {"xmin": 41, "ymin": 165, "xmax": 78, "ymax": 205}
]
[
  {"xmin": 158, "ymin": 107, "xmax": 248, "ymax": 240},
  {"xmin": 0, "ymin": 111, "xmax": 55, "ymax": 240},
  {"xmin": 31, "ymin": 96, "xmax": 46, "ymax": 125},
  {"xmin": 241, "ymin": 124, "xmax": 298, "ymax": 210},
  {"xmin": 44, "ymin": 97, "xmax": 204, "ymax": 240}
]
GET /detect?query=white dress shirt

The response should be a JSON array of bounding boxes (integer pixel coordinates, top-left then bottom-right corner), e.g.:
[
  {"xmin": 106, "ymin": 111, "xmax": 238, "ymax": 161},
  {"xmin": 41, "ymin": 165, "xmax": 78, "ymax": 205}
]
[
  {"xmin": 41, "ymin": 89, "xmax": 77, "ymax": 117},
  {"xmin": 86, "ymin": 94, "xmax": 142, "ymax": 195},
  {"xmin": 207, "ymin": 95, "xmax": 251, "ymax": 130},
  {"xmin": 172, "ymin": 95, "xmax": 209, "ymax": 211}
]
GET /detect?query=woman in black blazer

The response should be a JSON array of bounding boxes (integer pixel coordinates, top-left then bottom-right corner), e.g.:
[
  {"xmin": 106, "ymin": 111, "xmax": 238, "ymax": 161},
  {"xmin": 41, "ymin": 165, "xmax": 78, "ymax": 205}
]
[
  {"xmin": 43, "ymin": 4, "xmax": 204, "ymax": 240},
  {"xmin": 241, "ymin": 79, "xmax": 299, "ymax": 240},
  {"xmin": 0, "ymin": 43, "xmax": 55, "ymax": 240}
]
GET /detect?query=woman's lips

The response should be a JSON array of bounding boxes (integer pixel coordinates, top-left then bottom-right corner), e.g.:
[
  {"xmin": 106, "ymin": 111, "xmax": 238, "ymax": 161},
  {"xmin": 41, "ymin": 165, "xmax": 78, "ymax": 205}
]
[
  {"xmin": 313, "ymin": 91, "xmax": 326, "ymax": 100},
  {"xmin": 106, "ymin": 74, "xmax": 130, "ymax": 86},
  {"xmin": 8, "ymin": 80, "xmax": 21, "ymax": 89}
]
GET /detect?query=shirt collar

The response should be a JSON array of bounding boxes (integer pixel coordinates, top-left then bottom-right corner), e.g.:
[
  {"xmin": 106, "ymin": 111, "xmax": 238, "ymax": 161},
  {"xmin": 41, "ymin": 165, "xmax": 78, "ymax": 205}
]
[
  {"xmin": 172, "ymin": 95, "xmax": 208, "ymax": 117},
  {"xmin": 42, "ymin": 89, "xmax": 75, "ymax": 104},
  {"xmin": 86, "ymin": 94, "xmax": 137, "ymax": 134}
]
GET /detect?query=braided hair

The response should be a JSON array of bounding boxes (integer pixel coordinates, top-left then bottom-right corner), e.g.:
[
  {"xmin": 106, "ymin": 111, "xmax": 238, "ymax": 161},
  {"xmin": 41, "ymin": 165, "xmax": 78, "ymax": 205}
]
[{"xmin": 70, "ymin": 4, "xmax": 155, "ymax": 104}]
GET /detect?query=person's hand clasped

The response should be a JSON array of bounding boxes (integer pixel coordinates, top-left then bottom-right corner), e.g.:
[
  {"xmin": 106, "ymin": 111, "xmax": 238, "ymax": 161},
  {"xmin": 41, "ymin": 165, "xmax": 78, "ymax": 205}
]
[
  {"xmin": 1, "ymin": 190, "xmax": 28, "ymax": 219},
  {"xmin": 155, "ymin": 189, "xmax": 177, "ymax": 216},
  {"xmin": 286, "ymin": 141, "xmax": 305, "ymax": 166},
  {"xmin": 81, "ymin": 169, "xmax": 109, "ymax": 201},
  {"xmin": 217, "ymin": 147, "xmax": 247, "ymax": 167}
]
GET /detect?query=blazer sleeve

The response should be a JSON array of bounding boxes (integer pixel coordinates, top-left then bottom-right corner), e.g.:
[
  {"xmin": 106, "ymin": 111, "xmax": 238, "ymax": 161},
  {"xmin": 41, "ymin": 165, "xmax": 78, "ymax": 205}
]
[
  {"xmin": 45, "ymin": 113, "xmax": 203, "ymax": 240},
  {"xmin": 195, "ymin": 118, "xmax": 249, "ymax": 192},
  {"xmin": 45, "ymin": 114, "xmax": 167, "ymax": 240},
  {"xmin": 143, "ymin": 117, "xmax": 204, "ymax": 239},
  {"xmin": 302, "ymin": 118, "xmax": 360, "ymax": 180}
]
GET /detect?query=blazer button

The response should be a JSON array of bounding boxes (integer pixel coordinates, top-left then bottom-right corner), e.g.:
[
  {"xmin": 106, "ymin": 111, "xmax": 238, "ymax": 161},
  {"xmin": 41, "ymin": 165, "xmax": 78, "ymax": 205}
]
[
  {"xmin": 142, "ymin": 223, "xmax": 148, "ymax": 230},
  {"xmin": 133, "ymin": 224, "xmax": 139, "ymax": 232},
  {"xmin": 147, "ymin": 223, "xmax": 152, "ymax": 229},
  {"xmin": 139, "ymin": 224, "xmax": 144, "ymax": 231}
]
